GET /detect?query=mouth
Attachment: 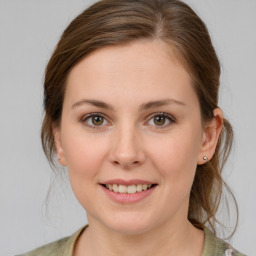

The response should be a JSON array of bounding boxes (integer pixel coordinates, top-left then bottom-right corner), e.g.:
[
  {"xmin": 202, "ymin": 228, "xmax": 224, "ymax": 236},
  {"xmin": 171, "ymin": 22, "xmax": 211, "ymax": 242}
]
[
  {"xmin": 101, "ymin": 183, "xmax": 157, "ymax": 194},
  {"xmin": 100, "ymin": 180, "xmax": 158, "ymax": 203}
]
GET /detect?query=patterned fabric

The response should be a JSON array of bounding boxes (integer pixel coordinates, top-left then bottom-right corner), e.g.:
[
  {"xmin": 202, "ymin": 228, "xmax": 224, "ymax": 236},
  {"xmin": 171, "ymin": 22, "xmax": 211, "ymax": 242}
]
[
  {"xmin": 17, "ymin": 225, "xmax": 246, "ymax": 256},
  {"xmin": 202, "ymin": 228, "xmax": 246, "ymax": 256}
]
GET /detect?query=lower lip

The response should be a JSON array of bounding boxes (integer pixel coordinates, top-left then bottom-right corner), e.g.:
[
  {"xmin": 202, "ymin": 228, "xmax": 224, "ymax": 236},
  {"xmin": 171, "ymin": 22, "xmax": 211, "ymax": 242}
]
[{"xmin": 101, "ymin": 185, "xmax": 157, "ymax": 204}]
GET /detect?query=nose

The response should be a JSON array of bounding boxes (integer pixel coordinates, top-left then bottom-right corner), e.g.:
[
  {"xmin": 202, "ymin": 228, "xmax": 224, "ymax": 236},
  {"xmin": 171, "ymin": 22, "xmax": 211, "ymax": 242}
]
[{"xmin": 109, "ymin": 125, "xmax": 146, "ymax": 169}]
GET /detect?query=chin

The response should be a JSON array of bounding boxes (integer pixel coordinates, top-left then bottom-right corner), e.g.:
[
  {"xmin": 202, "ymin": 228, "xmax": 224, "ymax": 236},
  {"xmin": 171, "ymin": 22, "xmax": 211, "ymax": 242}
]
[
  {"xmin": 109, "ymin": 223, "xmax": 152, "ymax": 235},
  {"xmin": 100, "ymin": 213, "xmax": 158, "ymax": 235}
]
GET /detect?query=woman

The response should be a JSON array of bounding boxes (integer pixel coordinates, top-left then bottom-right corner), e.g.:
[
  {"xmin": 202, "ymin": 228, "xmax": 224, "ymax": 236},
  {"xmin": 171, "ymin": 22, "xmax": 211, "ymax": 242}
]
[{"xmin": 18, "ymin": 0, "xmax": 245, "ymax": 255}]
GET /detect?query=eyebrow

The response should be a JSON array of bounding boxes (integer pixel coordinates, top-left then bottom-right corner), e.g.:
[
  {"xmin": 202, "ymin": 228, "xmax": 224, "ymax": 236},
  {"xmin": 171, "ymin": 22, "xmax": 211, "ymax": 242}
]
[
  {"xmin": 72, "ymin": 99, "xmax": 114, "ymax": 110},
  {"xmin": 139, "ymin": 99, "xmax": 185, "ymax": 111},
  {"xmin": 71, "ymin": 98, "xmax": 186, "ymax": 111}
]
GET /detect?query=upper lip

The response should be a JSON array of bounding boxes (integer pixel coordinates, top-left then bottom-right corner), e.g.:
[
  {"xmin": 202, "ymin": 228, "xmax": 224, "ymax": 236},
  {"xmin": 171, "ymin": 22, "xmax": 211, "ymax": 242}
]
[{"xmin": 101, "ymin": 179, "xmax": 156, "ymax": 186}]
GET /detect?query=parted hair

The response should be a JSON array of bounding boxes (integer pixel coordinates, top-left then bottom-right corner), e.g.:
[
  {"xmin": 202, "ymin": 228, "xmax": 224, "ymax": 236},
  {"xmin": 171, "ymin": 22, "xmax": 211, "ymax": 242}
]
[{"xmin": 41, "ymin": 0, "xmax": 237, "ymax": 236}]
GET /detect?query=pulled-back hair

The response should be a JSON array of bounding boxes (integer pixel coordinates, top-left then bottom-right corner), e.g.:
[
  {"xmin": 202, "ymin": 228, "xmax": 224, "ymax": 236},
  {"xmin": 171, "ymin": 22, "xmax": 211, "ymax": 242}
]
[{"xmin": 41, "ymin": 0, "xmax": 237, "ymax": 236}]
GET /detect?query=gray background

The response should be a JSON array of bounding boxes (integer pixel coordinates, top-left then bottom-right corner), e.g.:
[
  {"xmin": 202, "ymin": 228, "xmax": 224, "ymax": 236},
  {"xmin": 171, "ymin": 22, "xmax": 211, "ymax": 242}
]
[{"xmin": 0, "ymin": 0, "xmax": 255, "ymax": 255}]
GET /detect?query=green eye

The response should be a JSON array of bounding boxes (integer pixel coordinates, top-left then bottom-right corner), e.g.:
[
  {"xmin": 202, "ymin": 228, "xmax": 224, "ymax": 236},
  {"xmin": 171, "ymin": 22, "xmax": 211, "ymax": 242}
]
[
  {"xmin": 82, "ymin": 113, "xmax": 107, "ymax": 128},
  {"xmin": 153, "ymin": 116, "xmax": 166, "ymax": 126},
  {"xmin": 147, "ymin": 112, "xmax": 175, "ymax": 128},
  {"xmin": 92, "ymin": 116, "xmax": 104, "ymax": 126}
]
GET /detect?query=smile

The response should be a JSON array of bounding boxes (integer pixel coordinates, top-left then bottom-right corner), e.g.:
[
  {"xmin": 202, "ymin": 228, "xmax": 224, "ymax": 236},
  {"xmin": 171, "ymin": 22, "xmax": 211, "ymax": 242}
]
[
  {"xmin": 100, "ymin": 179, "xmax": 157, "ymax": 204},
  {"xmin": 104, "ymin": 184, "xmax": 154, "ymax": 194}
]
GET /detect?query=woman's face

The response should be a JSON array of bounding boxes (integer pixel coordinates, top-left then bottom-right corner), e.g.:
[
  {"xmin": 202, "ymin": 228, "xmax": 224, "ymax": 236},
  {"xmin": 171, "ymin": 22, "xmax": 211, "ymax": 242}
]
[{"xmin": 54, "ymin": 40, "xmax": 209, "ymax": 234}]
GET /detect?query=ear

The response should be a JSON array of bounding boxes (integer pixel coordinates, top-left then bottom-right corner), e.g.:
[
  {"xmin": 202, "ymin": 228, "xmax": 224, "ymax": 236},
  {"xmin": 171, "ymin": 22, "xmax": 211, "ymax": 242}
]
[
  {"xmin": 197, "ymin": 108, "xmax": 223, "ymax": 165},
  {"xmin": 52, "ymin": 124, "xmax": 67, "ymax": 166}
]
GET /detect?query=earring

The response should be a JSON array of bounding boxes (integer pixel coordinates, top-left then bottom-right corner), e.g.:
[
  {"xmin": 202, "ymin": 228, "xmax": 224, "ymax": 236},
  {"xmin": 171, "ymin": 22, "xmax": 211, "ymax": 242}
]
[{"xmin": 203, "ymin": 156, "xmax": 208, "ymax": 160}]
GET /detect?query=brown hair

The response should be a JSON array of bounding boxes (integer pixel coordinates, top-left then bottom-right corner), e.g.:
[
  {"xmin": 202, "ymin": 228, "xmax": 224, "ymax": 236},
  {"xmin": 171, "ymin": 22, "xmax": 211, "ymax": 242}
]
[{"xmin": 41, "ymin": 0, "xmax": 237, "ymax": 236}]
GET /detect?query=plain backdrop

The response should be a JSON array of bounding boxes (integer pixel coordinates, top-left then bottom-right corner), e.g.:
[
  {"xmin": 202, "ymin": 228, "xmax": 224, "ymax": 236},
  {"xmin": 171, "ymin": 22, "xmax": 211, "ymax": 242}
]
[{"xmin": 0, "ymin": 0, "xmax": 255, "ymax": 255}]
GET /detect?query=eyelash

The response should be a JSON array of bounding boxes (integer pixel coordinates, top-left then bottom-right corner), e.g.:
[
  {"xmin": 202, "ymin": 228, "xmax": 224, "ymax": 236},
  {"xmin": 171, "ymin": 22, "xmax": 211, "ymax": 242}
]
[
  {"xmin": 81, "ymin": 112, "xmax": 109, "ymax": 129},
  {"xmin": 146, "ymin": 112, "xmax": 176, "ymax": 128},
  {"xmin": 80, "ymin": 112, "xmax": 175, "ymax": 129}
]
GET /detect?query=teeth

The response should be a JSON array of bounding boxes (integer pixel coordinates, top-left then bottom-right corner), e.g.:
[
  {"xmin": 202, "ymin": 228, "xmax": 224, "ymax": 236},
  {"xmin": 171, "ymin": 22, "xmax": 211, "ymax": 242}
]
[
  {"xmin": 118, "ymin": 185, "xmax": 127, "ymax": 194},
  {"xmin": 142, "ymin": 184, "xmax": 148, "ymax": 191},
  {"xmin": 136, "ymin": 184, "xmax": 142, "ymax": 192},
  {"xmin": 105, "ymin": 184, "xmax": 153, "ymax": 194},
  {"xmin": 127, "ymin": 185, "xmax": 136, "ymax": 194},
  {"xmin": 113, "ymin": 184, "xmax": 118, "ymax": 193}
]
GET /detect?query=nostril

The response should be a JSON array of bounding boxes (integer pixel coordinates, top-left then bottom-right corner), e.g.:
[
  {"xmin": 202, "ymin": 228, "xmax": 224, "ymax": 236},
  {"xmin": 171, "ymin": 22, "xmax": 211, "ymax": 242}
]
[{"xmin": 112, "ymin": 160, "xmax": 140, "ymax": 166}]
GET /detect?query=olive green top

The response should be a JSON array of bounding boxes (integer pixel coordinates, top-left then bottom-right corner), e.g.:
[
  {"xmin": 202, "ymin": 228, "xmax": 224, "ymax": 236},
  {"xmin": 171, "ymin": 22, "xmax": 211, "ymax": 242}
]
[{"xmin": 18, "ymin": 226, "xmax": 246, "ymax": 256}]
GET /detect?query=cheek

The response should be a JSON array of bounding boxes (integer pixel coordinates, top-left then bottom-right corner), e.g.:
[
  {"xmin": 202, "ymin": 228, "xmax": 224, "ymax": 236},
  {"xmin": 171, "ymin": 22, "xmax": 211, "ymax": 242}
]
[
  {"xmin": 61, "ymin": 132, "xmax": 108, "ymax": 198},
  {"xmin": 148, "ymin": 127, "xmax": 202, "ymax": 189},
  {"xmin": 62, "ymin": 127, "xmax": 108, "ymax": 169}
]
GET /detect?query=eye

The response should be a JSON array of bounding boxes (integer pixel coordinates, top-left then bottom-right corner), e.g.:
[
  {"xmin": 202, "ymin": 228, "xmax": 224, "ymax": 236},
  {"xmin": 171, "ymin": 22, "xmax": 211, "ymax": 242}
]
[
  {"xmin": 81, "ymin": 113, "xmax": 108, "ymax": 128},
  {"xmin": 147, "ymin": 112, "xmax": 175, "ymax": 128}
]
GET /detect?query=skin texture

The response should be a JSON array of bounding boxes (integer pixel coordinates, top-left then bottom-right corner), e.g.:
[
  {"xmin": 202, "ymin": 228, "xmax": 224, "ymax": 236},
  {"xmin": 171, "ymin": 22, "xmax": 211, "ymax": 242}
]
[{"xmin": 53, "ymin": 40, "xmax": 223, "ymax": 256}]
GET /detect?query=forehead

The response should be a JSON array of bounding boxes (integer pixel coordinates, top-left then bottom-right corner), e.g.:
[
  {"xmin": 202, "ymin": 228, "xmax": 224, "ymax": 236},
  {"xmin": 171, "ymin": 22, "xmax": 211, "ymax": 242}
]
[
  {"xmin": 68, "ymin": 39, "xmax": 180, "ymax": 77},
  {"xmin": 64, "ymin": 40, "xmax": 197, "ymax": 107}
]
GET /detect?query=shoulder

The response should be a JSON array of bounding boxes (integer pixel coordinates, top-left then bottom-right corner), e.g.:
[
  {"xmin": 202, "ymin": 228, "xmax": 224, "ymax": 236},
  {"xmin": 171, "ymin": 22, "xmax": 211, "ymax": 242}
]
[
  {"xmin": 16, "ymin": 236, "xmax": 69, "ymax": 256},
  {"xmin": 202, "ymin": 227, "xmax": 246, "ymax": 256},
  {"xmin": 16, "ymin": 226, "xmax": 87, "ymax": 256}
]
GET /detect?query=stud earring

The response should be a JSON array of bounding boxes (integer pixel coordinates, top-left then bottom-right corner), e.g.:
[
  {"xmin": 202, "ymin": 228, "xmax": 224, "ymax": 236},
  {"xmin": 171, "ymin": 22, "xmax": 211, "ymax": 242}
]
[{"xmin": 203, "ymin": 156, "xmax": 208, "ymax": 160}]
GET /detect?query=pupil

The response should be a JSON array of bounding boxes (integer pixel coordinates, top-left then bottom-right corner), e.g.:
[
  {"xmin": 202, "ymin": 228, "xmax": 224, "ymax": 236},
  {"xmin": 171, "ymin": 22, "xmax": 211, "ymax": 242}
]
[
  {"xmin": 154, "ymin": 116, "xmax": 165, "ymax": 125},
  {"xmin": 93, "ymin": 116, "xmax": 103, "ymax": 125}
]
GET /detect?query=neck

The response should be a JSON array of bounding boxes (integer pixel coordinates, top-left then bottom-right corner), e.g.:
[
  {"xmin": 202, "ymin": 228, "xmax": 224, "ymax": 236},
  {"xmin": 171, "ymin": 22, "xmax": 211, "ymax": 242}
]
[{"xmin": 74, "ymin": 218, "xmax": 204, "ymax": 256}]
